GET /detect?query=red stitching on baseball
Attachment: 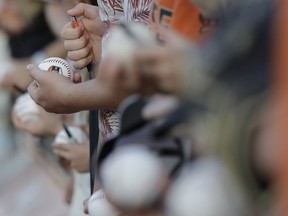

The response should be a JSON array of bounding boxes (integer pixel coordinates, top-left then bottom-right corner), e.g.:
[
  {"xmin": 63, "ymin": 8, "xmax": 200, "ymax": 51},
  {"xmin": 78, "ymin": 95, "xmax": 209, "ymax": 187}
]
[{"xmin": 42, "ymin": 58, "xmax": 72, "ymax": 78}]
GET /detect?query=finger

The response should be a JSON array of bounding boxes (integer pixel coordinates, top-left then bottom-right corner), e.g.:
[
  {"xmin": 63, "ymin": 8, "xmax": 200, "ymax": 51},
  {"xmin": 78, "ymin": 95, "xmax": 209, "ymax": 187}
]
[
  {"xmin": 61, "ymin": 22, "xmax": 83, "ymax": 40},
  {"xmin": 53, "ymin": 148, "xmax": 71, "ymax": 160},
  {"xmin": 27, "ymin": 64, "xmax": 48, "ymax": 84},
  {"xmin": 67, "ymin": 3, "xmax": 99, "ymax": 19},
  {"xmin": 53, "ymin": 144, "xmax": 70, "ymax": 151},
  {"xmin": 27, "ymin": 81, "xmax": 40, "ymax": 104},
  {"xmin": 64, "ymin": 34, "xmax": 88, "ymax": 51},
  {"xmin": 67, "ymin": 45, "xmax": 92, "ymax": 61},
  {"xmin": 11, "ymin": 110, "xmax": 24, "ymax": 128},
  {"xmin": 73, "ymin": 72, "xmax": 82, "ymax": 83},
  {"xmin": 134, "ymin": 46, "xmax": 168, "ymax": 71},
  {"xmin": 72, "ymin": 54, "xmax": 93, "ymax": 69},
  {"xmin": 83, "ymin": 198, "xmax": 89, "ymax": 214}
]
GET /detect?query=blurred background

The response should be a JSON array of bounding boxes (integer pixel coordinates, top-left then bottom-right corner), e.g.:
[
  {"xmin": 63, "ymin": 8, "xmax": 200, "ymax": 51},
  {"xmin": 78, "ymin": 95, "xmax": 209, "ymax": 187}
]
[
  {"xmin": 0, "ymin": 31, "xmax": 69, "ymax": 214},
  {"xmin": 0, "ymin": 0, "xmax": 288, "ymax": 216},
  {"xmin": 0, "ymin": 0, "xmax": 70, "ymax": 215}
]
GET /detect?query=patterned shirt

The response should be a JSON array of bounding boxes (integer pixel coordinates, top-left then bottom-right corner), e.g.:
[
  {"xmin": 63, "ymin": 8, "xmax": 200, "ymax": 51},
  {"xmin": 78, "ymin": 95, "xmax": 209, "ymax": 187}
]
[{"xmin": 97, "ymin": 0, "xmax": 152, "ymax": 145}]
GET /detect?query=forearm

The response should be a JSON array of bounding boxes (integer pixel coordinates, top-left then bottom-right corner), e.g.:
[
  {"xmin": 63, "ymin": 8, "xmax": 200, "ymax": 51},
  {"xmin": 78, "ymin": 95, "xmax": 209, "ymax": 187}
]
[{"xmin": 65, "ymin": 79, "xmax": 127, "ymax": 112}]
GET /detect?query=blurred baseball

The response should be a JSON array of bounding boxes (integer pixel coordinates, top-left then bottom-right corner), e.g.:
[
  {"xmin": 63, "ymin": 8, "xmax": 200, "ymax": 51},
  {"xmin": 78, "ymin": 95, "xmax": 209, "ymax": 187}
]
[
  {"xmin": 88, "ymin": 189, "xmax": 119, "ymax": 216},
  {"xmin": 53, "ymin": 126, "xmax": 87, "ymax": 145},
  {"xmin": 14, "ymin": 93, "xmax": 40, "ymax": 123},
  {"xmin": 165, "ymin": 158, "xmax": 247, "ymax": 216},
  {"xmin": 100, "ymin": 145, "xmax": 166, "ymax": 210},
  {"xmin": 105, "ymin": 22, "xmax": 155, "ymax": 68},
  {"xmin": 38, "ymin": 57, "xmax": 73, "ymax": 80}
]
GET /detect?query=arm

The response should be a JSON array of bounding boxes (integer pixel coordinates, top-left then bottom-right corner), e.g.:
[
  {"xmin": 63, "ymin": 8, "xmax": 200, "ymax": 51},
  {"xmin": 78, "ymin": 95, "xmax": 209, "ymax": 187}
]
[{"xmin": 27, "ymin": 58, "xmax": 130, "ymax": 114}]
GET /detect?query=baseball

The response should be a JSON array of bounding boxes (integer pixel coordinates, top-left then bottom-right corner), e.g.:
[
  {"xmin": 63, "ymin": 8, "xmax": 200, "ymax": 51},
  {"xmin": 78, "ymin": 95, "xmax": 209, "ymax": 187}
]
[
  {"xmin": 164, "ymin": 158, "xmax": 247, "ymax": 216},
  {"xmin": 38, "ymin": 57, "xmax": 73, "ymax": 80},
  {"xmin": 100, "ymin": 145, "xmax": 166, "ymax": 210},
  {"xmin": 53, "ymin": 126, "xmax": 88, "ymax": 145},
  {"xmin": 104, "ymin": 22, "xmax": 155, "ymax": 68},
  {"xmin": 88, "ymin": 189, "xmax": 120, "ymax": 216},
  {"xmin": 13, "ymin": 93, "xmax": 40, "ymax": 123}
]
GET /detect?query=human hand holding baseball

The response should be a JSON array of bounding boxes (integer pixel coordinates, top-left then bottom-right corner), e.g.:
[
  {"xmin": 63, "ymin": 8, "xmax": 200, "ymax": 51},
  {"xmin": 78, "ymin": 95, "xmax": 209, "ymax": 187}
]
[
  {"xmin": 12, "ymin": 96, "xmax": 63, "ymax": 137},
  {"xmin": 61, "ymin": 3, "xmax": 107, "ymax": 69},
  {"xmin": 27, "ymin": 58, "xmax": 84, "ymax": 113}
]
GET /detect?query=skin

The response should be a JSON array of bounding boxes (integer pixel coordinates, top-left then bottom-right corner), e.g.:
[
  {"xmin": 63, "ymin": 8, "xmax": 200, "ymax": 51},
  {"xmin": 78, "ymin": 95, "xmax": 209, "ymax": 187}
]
[
  {"xmin": 61, "ymin": 3, "xmax": 107, "ymax": 68},
  {"xmin": 53, "ymin": 142, "xmax": 90, "ymax": 173},
  {"xmin": 12, "ymin": 106, "xmax": 64, "ymax": 137},
  {"xmin": 0, "ymin": 0, "xmax": 26, "ymax": 35},
  {"xmin": 27, "ymin": 57, "xmax": 130, "ymax": 113},
  {"xmin": 0, "ymin": 39, "xmax": 67, "ymax": 96},
  {"xmin": 95, "ymin": 34, "xmax": 192, "ymax": 96},
  {"xmin": 0, "ymin": 0, "xmax": 68, "ymax": 96},
  {"xmin": 27, "ymin": 3, "xmax": 130, "ymax": 114}
]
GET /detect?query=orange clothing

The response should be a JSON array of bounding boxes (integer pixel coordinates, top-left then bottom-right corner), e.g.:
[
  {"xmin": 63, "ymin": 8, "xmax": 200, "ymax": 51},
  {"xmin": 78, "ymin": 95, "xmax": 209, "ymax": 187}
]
[
  {"xmin": 149, "ymin": 0, "xmax": 174, "ymax": 42},
  {"xmin": 149, "ymin": 0, "xmax": 217, "ymax": 42},
  {"xmin": 171, "ymin": 0, "xmax": 203, "ymax": 42}
]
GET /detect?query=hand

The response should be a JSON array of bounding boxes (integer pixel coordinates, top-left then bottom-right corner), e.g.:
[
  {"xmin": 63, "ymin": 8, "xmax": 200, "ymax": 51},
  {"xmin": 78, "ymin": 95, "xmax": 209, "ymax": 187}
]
[
  {"xmin": 61, "ymin": 3, "xmax": 107, "ymax": 69},
  {"xmin": 27, "ymin": 64, "xmax": 80, "ymax": 113},
  {"xmin": 12, "ymin": 95, "xmax": 64, "ymax": 137},
  {"xmin": 133, "ymin": 45, "xmax": 188, "ymax": 95},
  {"xmin": 0, "ymin": 59, "xmax": 33, "ymax": 95},
  {"xmin": 53, "ymin": 143, "xmax": 90, "ymax": 173}
]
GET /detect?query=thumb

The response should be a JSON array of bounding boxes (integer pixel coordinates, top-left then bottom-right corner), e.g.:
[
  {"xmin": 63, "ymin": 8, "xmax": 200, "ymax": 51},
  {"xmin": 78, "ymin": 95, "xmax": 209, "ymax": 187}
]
[
  {"xmin": 67, "ymin": 3, "xmax": 99, "ymax": 19},
  {"xmin": 27, "ymin": 64, "xmax": 48, "ymax": 84}
]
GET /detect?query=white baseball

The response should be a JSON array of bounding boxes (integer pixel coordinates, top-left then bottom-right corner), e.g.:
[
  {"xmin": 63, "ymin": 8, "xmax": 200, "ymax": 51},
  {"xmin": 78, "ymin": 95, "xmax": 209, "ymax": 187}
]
[
  {"xmin": 100, "ymin": 145, "xmax": 166, "ymax": 210},
  {"xmin": 104, "ymin": 22, "xmax": 155, "ymax": 67},
  {"xmin": 165, "ymin": 158, "xmax": 247, "ymax": 216},
  {"xmin": 14, "ymin": 93, "xmax": 40, "ymax": 123},
  {"xmin": 38, "ymin": 57, "xmax": 73, "ymax": 80},
  {"xmin": 53, "ymin": 126, "xmax": 87, "ymax": 145},
  {"xmin": 88, "ymin": 189, "xmax": 120, "ymax": 216}
]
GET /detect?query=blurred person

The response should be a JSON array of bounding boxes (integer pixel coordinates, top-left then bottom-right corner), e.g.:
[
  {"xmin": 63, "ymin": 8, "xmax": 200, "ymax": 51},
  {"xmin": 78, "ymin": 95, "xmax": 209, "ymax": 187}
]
[
  {"xmin": 27, "ymin": 1, "xmax": 152, "ymax": 215},
  {"xmin": 0, "ymin": 0, "xmax": 68, "ymax": 95},
  {"xmin": 27, "ymin": 0, "xmax": 151, "ymax": 188},
  {"xmin": 53, "ymin": 124, "xmax": 91, "ymax": 216},
  {"xmin": 90, "ymin": 1, "xmax": 277, "ymax": 216},
  {"xmin": 11, "ymin": 91, "xmax": 90, "ymax": 215},
  {"xmin": 179, "ymin": 1, "xmax": 276, "ymax": 214},
  {"xmin": 11, "ymin": 92, "xmax": 75, "ymax": 137},
  {"xmin": 27, "ymin": 1, "xmax": 151, "ymax": 113},
  {"xmin": 29, "ymin": 0, "xmax": 225, "ymax": 215}
]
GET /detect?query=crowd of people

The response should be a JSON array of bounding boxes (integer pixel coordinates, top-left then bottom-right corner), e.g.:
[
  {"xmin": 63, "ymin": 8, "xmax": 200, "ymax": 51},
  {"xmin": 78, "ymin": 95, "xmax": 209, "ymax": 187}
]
[{"xmin": 1, "ymin": 0, "xmax": 288, "ymax": 215}]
